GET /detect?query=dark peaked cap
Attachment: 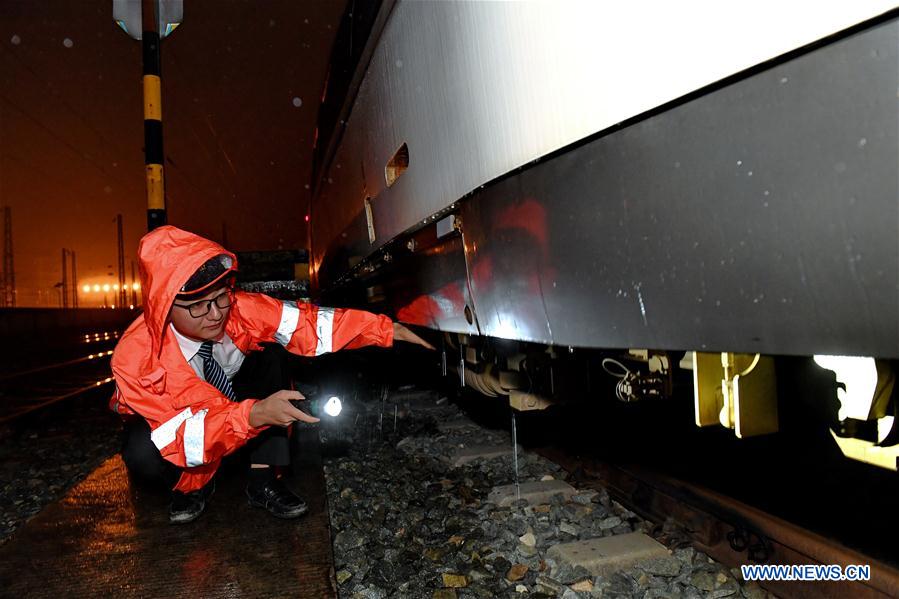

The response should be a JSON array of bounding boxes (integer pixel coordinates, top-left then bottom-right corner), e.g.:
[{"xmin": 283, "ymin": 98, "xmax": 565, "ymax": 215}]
[{"xmin": 179, "ymin": 254, "xmax": 236, "ymax": 295}]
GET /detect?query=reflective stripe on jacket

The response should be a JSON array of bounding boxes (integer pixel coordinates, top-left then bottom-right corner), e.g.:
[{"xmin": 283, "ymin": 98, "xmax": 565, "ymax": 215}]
[{"xmin": 111, "ymin": 226, "xmax": 393, "ymax": 492}]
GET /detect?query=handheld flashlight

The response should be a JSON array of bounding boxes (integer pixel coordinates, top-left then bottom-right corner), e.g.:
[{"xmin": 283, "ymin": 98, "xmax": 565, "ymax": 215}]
[{"xmin": 297, "ymin": 395, "xmax": 342, "ymax": 419}]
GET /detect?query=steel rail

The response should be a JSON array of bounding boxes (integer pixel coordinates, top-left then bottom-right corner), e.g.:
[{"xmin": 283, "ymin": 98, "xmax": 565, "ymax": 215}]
[
  {"xmin": 0, "ymin": 377, "xmax": 114, "ymax": 424},
  {"xmin": 0, "ymin": 350, "xmax": 114, "ymax": 382}
]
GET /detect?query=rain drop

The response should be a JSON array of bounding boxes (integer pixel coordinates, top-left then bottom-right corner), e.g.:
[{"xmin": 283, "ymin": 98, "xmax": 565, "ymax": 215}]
[
  {"xmin": 292, "ymin": 97, "xmax": 303, "ymax": 108},
  {"xmin": 780, "ymin": 76, "xmax": 789, "ymax": 84},
  {"xmin": 858, "ymin": 137, "xmax": 867, "ymax": 148},
  {"xmin": 395, "ymin": 59, "xmax": 403, "ymax": 68},
  {"xmin": 304, "ymin": 184, "xmax": 310, "ymax": 190},
  {"xmin": 63, "ymin": 37, "xmax": 73, "ymax": 48},
  {"xmin": 10, "ymin": 34, "xmax": 21, "ymax": 45},
  {"xmin": 736, "ymin": 160, "xmax": 742, "ymax": 166}
]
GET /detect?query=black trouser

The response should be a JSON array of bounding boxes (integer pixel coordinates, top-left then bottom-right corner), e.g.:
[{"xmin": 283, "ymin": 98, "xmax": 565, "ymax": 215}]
[{"xmin": 121, "ymin": 344, "xmax": 291, "ymax": 490}]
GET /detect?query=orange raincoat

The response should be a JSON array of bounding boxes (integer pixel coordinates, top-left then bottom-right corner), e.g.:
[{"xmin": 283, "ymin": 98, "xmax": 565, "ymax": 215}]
[{"xmin": 111, "ymin": 226, "xmax": 393, "ymax": 492}]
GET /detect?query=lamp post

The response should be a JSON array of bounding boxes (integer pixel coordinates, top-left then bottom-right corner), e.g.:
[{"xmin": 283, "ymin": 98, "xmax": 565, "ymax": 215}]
[{"xmin": 113, "ymin": 0, "xmax": 182, "ymax": 231}]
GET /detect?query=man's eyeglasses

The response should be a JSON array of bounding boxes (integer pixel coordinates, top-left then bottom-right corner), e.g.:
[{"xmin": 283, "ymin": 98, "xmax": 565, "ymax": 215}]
[{"xmin": 173, "ymin": 289, "xmax": 233, "ymax": 318}]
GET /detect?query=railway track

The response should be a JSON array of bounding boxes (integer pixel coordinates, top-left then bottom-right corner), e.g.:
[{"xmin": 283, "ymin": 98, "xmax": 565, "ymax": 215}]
[
  {"xmin": 0, "ymin": 329, "xmax": 120, "ymax": 423},
  {"xmin": 536, "ymin": 447, "xmax": 899, "ymax": 599}
]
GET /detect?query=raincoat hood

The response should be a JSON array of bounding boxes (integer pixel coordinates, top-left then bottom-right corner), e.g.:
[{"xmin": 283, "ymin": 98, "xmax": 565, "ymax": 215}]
[{"xmin": 138, "ymin": 226, "xmax": 237, "ymax": 358}]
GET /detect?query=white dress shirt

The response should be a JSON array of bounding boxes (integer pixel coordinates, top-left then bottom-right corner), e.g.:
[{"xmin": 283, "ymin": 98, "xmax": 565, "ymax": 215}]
[{"xmin": 170, "ymin": 323, "xmax": 246, "ymax": 381}]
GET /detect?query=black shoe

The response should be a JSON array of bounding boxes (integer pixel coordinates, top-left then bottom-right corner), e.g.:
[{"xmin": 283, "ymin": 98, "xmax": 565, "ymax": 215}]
[
  {"xmin": 169, "ymin": 480, "xmax": 214, "ymax": 524},
  {"xmin": 246, "ymin": 478, "xmax": 308, "ymax": 519}
]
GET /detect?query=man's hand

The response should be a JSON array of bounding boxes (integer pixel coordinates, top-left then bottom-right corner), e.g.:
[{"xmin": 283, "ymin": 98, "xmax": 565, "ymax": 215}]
[
  {"xmin": 249, "ymin": 390, "xmax": 320, "ymax": 428},
  {"xmin": 393, "ymin": 322, "xmax": 435, "ymax": 350}
]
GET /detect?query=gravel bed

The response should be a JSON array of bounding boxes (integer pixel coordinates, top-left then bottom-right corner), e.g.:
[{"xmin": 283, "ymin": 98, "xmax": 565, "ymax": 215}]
[
  {"xmin": 0, "ymin": 397, "xmax": 120, "ymax": 544},
  {"xmin": 324, "ymin": 389, "xmax": 774, "ymax": 598}
]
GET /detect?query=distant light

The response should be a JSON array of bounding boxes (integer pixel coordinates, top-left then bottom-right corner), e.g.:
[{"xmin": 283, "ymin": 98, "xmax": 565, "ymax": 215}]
[
  {"xmin": 129, "ymin": 304, "xmax": 134, "ymax": 310},
  {"xmin": 82, "ymin": 284, "xmax": 90, "ymax": 293},
  {"xmin": 110, "ymin": 304, "xmax": 115, "ymax": 309},
  {"xmin": 102, "ymin": 284, "xmax": 110, "ymax": 292},
  {"xmin": 132, "ymin": 283, "xmax": 140, "ymax": 290},
  {"xmin": 305, "ymin": 214, "xmax": 310, "ymax": 223},
  {"xmin": 93, "ymin": 284, "xmax": 101, "ymax": 292},
  {"xmin": 324, "ymin": 396, "xmax": 342, "ymax": 417},
  {"xmin": 113, "ymin": 284, "xmax": 119, "ymax": 291}
]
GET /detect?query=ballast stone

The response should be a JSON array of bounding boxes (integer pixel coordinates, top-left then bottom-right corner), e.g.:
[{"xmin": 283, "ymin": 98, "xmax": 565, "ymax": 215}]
[
  {"xmin": 487, "ymin": 479, "xmax": 577, "ymax": 507},
  {"xmin": 547, "ymin": 532, "xmax": 669, "ymax": 577}
]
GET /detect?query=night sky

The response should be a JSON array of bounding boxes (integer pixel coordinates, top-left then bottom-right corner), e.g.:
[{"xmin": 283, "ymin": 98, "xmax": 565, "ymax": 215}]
[{"xmin": 0, "ymin": 0, "xmax": 345, "ymax": 306}]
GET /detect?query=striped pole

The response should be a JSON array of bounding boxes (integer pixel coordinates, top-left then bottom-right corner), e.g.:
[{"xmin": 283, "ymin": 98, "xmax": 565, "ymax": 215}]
[{"xmin": 142, "ymin": 0, "xmax": 166, "ymax": 231}]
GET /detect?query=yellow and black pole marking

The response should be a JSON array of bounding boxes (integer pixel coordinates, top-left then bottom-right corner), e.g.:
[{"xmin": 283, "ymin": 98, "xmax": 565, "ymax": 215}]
[{"xmin": 142, "ymin": 2, "xmax": 166, "ymax": 231}]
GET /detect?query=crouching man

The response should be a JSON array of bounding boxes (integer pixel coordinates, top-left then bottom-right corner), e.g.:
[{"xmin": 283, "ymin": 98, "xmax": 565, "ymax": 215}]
[{"xmin": 111, "ymin": 226, "xmax": 432, "ymax": 523}]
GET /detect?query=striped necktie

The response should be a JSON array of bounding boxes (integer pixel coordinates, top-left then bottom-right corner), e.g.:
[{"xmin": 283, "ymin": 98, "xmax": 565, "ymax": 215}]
[{"xmin": 197, "ymin": 341, "xmax": 237, "ymax": 401}]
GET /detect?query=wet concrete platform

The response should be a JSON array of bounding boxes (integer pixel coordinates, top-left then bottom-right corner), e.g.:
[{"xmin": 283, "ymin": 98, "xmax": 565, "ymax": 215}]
[{"xmin": 0, "ymin": 427, "xmax": 335, "ymax": 598}]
